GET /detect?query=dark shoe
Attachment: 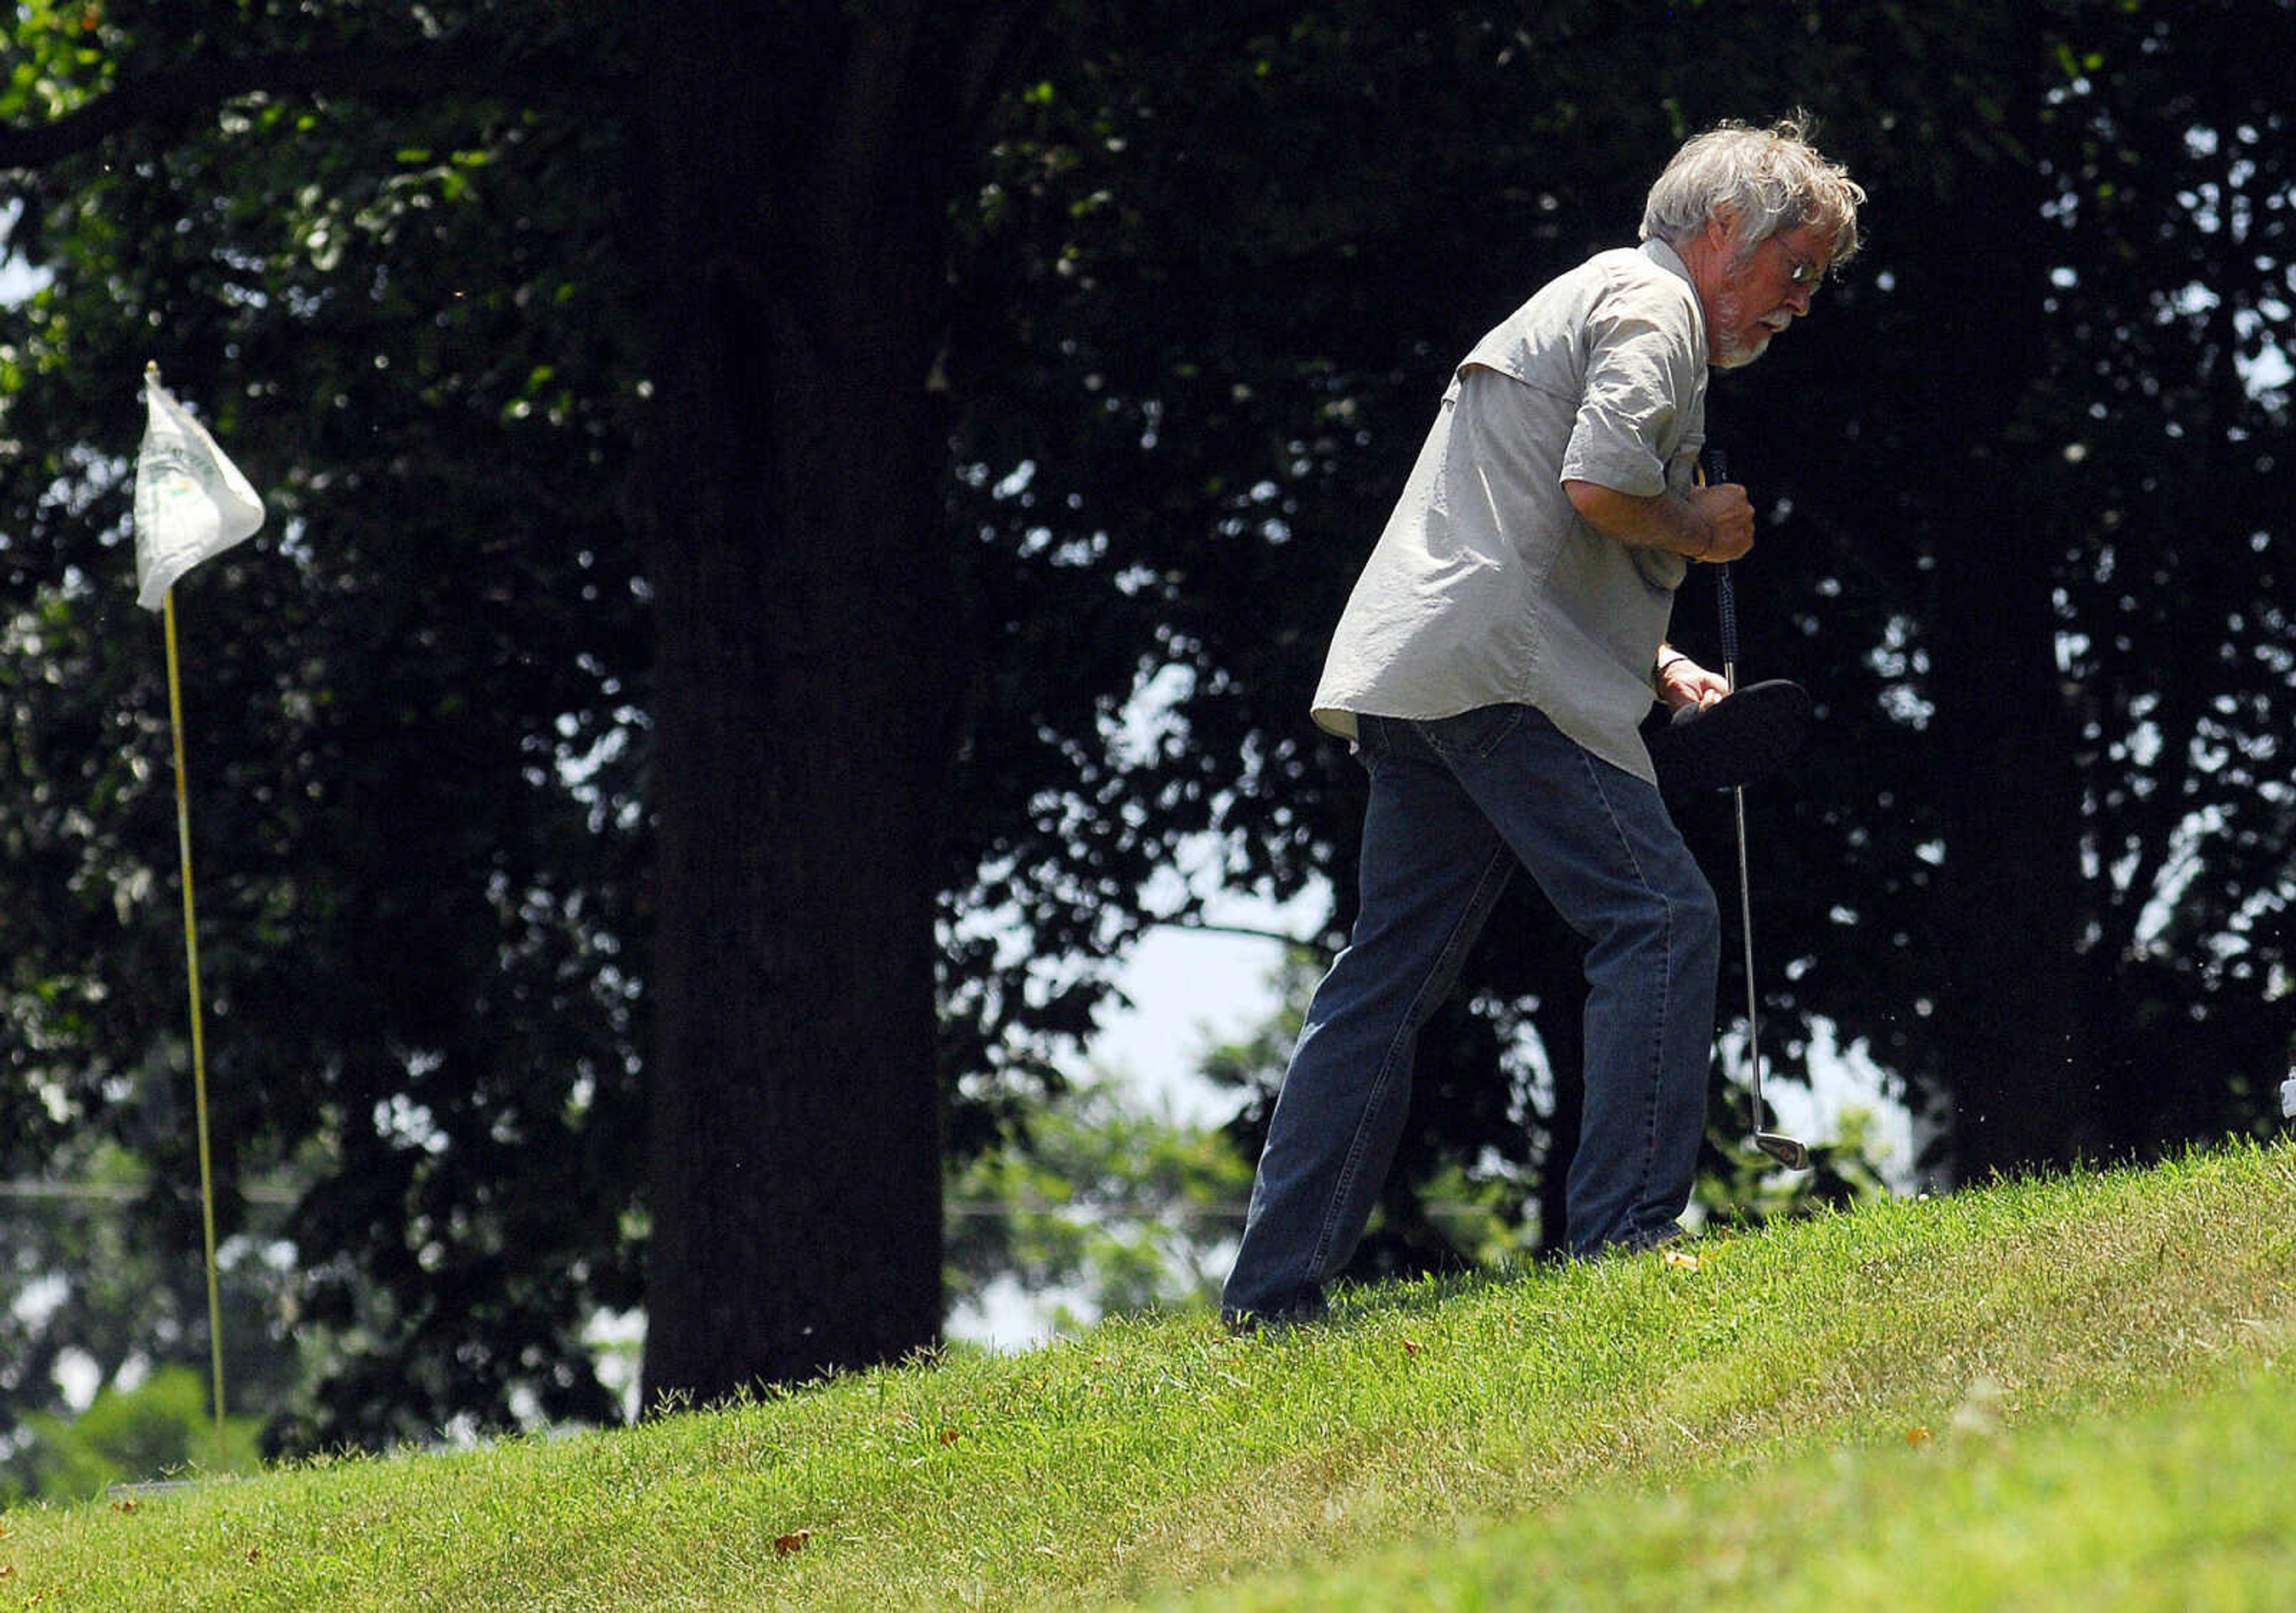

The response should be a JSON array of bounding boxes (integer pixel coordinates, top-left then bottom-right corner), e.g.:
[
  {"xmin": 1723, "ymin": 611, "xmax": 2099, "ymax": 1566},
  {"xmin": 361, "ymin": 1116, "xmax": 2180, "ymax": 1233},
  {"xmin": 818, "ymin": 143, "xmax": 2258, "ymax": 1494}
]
[
  {"xmin": 1620, "ymin": 1221, "xmax": 1692, "ymax": 1255},
  {"xmin": 1574, "ymin": 1222, "xmax": 1691, "ymax": 1261},
  {"xmin": 1642, "ymin": 679, "xmax": 1812, "ymax": 795},
  {"xmin": 1222, "ymin": 1291, "xmax": 1330, "ymax": 1336}
]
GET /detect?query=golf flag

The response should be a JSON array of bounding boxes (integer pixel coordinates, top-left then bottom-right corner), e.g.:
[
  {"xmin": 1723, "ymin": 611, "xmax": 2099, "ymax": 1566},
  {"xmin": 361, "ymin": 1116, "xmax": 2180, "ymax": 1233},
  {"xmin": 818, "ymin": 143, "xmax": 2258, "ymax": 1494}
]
[
  {"xmin": 131, "ymin": 362, "xmax": 265, "ymax": 1467},
  {"xmin": 133, "ymin": 366, "xmax": 264, "ymax": 611}
]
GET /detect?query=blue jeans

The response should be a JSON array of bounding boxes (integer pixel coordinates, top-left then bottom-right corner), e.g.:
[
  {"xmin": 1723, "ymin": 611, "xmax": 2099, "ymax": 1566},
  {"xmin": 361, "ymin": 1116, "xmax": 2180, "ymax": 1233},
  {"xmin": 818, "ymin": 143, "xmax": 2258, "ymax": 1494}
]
[{"xmin": 1222, "ymin": 704, "xmax": 1720, "ymax": 1321}]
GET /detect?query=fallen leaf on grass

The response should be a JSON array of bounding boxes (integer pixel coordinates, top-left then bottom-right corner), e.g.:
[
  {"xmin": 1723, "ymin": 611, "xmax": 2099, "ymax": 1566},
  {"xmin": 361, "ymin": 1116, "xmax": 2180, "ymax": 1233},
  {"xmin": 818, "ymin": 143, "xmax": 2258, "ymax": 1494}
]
[
  {"xmin": 1403, "ymin": 1339, "xmax": 1424, "ymax": 1357},
  {"xmin": 775, "ymin": 1530, "xmax": 812, "ymax": 1557},
  {"xmin": 1906, "ymin": 1426, "xmax": 1932, "ymax": 1446},
  {"xmin": 1663, "ymin": 1250, "xmax": 1702, "ymax": 1270}
]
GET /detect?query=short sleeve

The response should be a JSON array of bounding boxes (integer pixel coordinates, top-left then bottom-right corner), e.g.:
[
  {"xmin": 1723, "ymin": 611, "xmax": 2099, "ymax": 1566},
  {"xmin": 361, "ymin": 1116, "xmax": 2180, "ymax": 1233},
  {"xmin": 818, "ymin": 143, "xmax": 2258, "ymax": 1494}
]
[{"xmin": 1557, "ymin": 279, "xmax": 1700, "ymax": 497}]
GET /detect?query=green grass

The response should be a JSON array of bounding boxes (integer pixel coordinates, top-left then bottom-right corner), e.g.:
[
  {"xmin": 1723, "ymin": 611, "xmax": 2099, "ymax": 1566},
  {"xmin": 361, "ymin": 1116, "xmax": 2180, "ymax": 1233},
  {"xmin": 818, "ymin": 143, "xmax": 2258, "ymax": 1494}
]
[{"xmin": 8, "ymin": 1141, "xmax": 2295, "ymax": 1609}]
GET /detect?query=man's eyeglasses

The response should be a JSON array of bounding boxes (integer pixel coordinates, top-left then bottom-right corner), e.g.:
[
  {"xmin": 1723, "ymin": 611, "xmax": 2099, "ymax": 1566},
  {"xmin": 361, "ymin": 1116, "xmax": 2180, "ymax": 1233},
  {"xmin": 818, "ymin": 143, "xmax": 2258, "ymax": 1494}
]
[{"xmin": 1780, "ymin": 241, "xmax": 1825, "ymax": 289}]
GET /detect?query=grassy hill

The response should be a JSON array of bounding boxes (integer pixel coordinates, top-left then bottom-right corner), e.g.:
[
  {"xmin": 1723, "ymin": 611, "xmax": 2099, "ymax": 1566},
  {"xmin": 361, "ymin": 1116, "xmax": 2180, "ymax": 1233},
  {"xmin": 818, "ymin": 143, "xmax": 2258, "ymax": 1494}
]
[{"xmin": 7, "ymin": 1140, "xmax": 2293, "ymax": 1609}]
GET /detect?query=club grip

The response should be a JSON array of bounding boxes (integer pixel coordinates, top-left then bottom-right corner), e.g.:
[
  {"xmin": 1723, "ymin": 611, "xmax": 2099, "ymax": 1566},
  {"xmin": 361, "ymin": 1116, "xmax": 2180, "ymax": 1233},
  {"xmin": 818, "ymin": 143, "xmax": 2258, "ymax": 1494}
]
[{"xmin": 1703, "ymin": 449, "xmax": 1739, "ymax": 668}]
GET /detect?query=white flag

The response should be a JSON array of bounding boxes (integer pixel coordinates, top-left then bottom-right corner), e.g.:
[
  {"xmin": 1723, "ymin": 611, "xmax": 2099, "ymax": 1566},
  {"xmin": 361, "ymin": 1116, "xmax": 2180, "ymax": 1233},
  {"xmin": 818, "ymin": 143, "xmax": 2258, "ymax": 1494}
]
[{"xmin": 132, "ymin": 369, "xmax": 265, "ymax": 612}]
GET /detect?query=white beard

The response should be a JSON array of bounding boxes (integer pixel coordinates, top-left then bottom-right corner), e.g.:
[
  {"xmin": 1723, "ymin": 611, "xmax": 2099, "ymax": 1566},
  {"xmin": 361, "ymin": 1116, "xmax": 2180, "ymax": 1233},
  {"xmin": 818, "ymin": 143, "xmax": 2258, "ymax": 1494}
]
[{"xmin": 1709, "ymin": 289, "xmax": 1772, "ymax": 369}]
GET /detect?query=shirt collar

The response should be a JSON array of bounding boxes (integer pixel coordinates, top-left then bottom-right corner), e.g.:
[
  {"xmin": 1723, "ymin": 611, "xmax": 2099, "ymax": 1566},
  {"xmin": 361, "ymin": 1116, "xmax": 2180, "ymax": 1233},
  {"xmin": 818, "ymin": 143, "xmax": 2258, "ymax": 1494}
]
[{"xmin": 1640, "ymin": 238, "xmax": 1707, "ymax": 361}]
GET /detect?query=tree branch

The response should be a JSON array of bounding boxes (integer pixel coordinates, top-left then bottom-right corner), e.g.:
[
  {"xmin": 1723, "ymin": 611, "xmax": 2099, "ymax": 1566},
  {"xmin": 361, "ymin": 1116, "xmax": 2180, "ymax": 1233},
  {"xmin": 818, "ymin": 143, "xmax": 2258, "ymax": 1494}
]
[
  {"xmin": 0, "ymin": 44, "xmax": 634, "ymax": 172},
  {"xmin": 1148, "ymin": 918, "xmax": 1321, "ymax": 951}
]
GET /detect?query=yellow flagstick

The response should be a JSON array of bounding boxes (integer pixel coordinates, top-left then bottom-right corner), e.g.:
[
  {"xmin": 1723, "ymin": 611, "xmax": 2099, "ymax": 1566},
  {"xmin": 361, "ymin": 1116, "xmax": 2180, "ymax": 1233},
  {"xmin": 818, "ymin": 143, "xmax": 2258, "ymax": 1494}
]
[
  {"xmin": 139, "ymin": 360, "xmax": 264, "ymax": 1474},
  {"xmin": 162, "ymin": 585, "xmax": 230, "ymax": 1474}
]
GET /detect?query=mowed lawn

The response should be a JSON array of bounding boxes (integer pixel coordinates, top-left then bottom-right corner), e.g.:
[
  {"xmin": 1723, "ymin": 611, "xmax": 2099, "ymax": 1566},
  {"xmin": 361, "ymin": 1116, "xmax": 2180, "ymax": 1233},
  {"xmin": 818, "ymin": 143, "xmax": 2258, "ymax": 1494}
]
[{"xmin": 7, "ymin": 1140, "xmax": 2293, "ymax": 1609}]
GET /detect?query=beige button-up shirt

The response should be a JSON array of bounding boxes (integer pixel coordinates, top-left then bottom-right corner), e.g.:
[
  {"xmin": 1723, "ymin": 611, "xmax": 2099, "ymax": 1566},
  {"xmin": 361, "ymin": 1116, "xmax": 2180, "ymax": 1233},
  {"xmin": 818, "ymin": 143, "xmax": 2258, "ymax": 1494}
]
[{"xmin": 1311, "ymin": 240, "xmax": 1711, "ymax": 783}]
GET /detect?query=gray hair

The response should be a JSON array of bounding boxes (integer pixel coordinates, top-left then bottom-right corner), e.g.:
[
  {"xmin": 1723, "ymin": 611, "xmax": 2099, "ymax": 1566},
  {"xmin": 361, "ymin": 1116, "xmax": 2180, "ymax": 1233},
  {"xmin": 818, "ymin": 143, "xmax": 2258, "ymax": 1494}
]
[{"xmin": 1639, "ymin": 112, "xmax": 1864, "ymax": 268}]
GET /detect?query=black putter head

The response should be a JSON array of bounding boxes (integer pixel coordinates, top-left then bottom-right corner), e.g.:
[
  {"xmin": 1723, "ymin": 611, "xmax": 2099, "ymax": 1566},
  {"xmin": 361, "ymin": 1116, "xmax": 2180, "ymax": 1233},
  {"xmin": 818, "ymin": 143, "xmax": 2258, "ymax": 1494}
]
[
  {"xmin": 1644, "ymin": 679, "xmax": 1813, "ymax": 796},
  {"xmin": 1754, "ymin": 1131, "xmax": 1812, "ymax": 1171}
]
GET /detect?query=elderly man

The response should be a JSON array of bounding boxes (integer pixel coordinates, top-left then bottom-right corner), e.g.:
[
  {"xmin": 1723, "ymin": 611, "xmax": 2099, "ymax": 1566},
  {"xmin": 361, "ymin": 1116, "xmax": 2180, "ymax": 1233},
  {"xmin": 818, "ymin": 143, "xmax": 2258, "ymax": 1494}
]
[{"xmin": 1224, "ymin": 117, "xmax": 1864, "ymax": 1327}]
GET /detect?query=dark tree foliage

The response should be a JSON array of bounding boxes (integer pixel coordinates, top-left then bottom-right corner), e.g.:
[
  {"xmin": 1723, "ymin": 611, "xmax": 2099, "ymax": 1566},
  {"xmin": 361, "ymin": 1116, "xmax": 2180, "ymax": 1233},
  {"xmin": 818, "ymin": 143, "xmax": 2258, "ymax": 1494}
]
[
  {"xmin": 1, "ymin": 0, "xmax": 1045, "ymax": 1439},
  {"xmin": 2, "ymin": 3, "xmax": 656, "ymax": 1448},
  {"xmin": 2, "ymin": 0, "xmax": 2291, "ymax": 1452},
  {"xmin": 2030, "ymin": 5, "xmax": 2296, "ymax": 1153},
  {"xmin": 1711, "ymin": 1, "xmax": 2296, "ymax": 1175}
]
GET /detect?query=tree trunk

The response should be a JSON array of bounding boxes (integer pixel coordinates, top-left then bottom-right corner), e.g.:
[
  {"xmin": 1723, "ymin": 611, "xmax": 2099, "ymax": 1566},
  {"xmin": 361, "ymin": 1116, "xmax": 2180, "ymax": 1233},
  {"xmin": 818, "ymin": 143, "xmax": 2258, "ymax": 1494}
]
[
  {"xmin": 634, "ymin": 8, "xmax": 976, "ymax": 1400},
  {"xmin": 1910, "ymin": 11, "xmax": 2102, "ymax": 1178},
  {"xmin": 1924, "ymin": 503, "xmax": 2098, "ymax": 1177}
]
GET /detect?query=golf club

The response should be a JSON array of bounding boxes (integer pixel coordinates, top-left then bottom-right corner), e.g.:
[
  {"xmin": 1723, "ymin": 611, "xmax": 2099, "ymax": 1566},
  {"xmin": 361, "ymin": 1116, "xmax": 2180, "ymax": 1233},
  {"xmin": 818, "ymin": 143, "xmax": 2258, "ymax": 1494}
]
[{"xmin": 1705, "ymin": 450, "xmax": 1810, "ymax": 1172}]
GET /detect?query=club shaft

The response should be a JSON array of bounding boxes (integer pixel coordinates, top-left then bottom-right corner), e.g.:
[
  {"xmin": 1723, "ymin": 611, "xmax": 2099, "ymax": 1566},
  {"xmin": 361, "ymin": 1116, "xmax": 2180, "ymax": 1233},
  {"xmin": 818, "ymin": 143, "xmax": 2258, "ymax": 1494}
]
[
  {"xmin": 1708, "ymin": 451, "xmax": 1791, "ymax": 1157},
  {"xmin": 1731, "ymin": 772, "xmax": 1764, "ymax": 1130}
]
